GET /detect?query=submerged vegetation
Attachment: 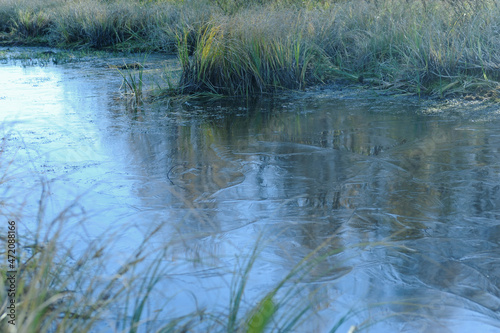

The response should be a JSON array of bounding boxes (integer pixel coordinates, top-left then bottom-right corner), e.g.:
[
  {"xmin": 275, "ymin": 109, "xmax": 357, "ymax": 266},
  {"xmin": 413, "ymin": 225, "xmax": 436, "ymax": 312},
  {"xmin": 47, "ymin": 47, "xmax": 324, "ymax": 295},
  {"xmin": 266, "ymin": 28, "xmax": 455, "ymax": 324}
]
[{"xmin": 1, "ymin": 0, "xmax": 500, "ymax": 95}]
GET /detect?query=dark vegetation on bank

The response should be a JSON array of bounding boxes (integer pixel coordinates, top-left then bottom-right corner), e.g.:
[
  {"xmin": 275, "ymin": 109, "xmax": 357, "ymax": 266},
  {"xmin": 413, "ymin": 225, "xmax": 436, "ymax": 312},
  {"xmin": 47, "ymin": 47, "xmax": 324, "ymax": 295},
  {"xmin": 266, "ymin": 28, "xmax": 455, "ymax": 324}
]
[{"xmin": 1, "ymin": 0, "xmax": 500, "ymax": 96}]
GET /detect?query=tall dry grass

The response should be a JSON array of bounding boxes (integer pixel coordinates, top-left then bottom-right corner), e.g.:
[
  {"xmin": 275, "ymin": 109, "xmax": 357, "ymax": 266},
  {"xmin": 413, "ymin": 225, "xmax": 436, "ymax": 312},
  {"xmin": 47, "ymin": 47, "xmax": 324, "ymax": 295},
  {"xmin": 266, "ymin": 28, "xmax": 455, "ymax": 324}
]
[
  {"xmin": 0, "ymin": 0, "xmax": 214, "ymax": 51},
  {"xmin": 1, "ymin": 0, "xmax": 500, "ymax": 95},
  {"xmin": 178, "ymin": 0, "xmax": 500, "ymax": 96},
  {"xmin": 324, "ymin": 0, "xmax": 500, "ymax": 95},
  {"xmin": 178, "ymin": 9, "xmax": 329, "ymax": 95}
]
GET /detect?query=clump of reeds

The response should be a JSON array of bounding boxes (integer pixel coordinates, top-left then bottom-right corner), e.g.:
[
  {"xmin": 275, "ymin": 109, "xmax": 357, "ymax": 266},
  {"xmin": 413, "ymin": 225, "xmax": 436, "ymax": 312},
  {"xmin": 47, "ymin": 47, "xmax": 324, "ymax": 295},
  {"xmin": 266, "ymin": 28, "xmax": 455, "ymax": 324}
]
[
  {"xmin": 0, "ymin": 0, "xmax": 61, "ymax": 43},
  {"xmin": 177, "ymin": 9, "xmax": 329, "ymax": 95},
  {"xmin": 48, "ymin": 1, "xmax": 147, "ymax": 49},
  {"xmin": 317, "ymin": 0, "xmax": 500, "ymax": 96},
  {"xmin": 117, "ymin": 61, "xmax": 146, "ymax": 106},
  {"xmin": 174, "ymin": 0, "xmax": 500, "ymax": 97},
  {"xmin": 11, "ymin": 9, "xmax": 51, "ymax": 39},
  {"xmin": 0, "ymin": 0, "xmax": 212, "ymax": 51}
]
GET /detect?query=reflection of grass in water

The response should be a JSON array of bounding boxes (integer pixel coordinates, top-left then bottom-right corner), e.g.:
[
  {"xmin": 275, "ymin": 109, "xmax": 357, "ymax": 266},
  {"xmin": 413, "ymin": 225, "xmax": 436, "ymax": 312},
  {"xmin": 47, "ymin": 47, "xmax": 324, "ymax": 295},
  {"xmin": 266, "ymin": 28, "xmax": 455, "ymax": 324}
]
[
  {"xmin": 0, "ymin": 175, "xmax": 168, "ymax": 331},
  {"xmin": 0, "ymin": 132, "xmax": 400, "ymax": 333},
  {"xmin": 0, "ymin": 205, "xmax": 318, "ymax": 332},
  {"xmin": 0, "ymin": 192, "xmax": 315, "ymax": 330}
]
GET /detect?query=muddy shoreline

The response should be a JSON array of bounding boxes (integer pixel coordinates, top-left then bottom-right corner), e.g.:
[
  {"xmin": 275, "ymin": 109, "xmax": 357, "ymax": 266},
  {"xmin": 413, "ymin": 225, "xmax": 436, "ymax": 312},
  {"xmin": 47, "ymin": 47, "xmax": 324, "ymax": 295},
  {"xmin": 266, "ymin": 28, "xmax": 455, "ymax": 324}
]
[{"xmin": 3, "ymin": 45, "xmax": 500, "ymax": 125}]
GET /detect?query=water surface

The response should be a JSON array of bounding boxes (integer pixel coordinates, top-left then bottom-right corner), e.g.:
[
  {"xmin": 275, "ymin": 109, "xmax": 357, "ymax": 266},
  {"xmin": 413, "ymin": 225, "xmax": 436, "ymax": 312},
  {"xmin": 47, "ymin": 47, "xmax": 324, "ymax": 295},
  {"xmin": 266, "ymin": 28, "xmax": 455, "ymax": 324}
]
[{"xmin": 1, "ymin": 51, "xmax": 500, "ymax": 332}]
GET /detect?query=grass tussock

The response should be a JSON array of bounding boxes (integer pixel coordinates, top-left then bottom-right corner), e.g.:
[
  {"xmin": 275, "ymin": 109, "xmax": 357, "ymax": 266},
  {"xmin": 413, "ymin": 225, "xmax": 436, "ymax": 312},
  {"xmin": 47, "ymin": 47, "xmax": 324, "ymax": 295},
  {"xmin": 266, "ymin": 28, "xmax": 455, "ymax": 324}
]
[
  {"xmin": 117, "ymin": 59, "xmax": 147, "ymax": 106},
  {"xmin": 178, "ymin": 10, "xmax": 329, "ymax": 95},
  {"xmin": 48, "ymin": 1, "xmax": 181, "ymax": 50},
  {"xmin": 2, "ymin": 0, "xmax": 500, "ymax": 96},
  {"xmin": 0, "ymin": 0, "xmax": 214, "ymax": 51},
  {"xmin": 173, "ymin": 0, "xmax": 500, "ymax": 96}
]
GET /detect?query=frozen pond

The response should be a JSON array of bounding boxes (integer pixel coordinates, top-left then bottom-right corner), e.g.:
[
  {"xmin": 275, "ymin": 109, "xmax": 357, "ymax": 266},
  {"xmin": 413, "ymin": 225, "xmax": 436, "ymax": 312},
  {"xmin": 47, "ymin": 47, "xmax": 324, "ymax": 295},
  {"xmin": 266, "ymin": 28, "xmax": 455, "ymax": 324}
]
[{"xmin": 1, "ymin": 49, "xmax": 500, "ymax": 332}]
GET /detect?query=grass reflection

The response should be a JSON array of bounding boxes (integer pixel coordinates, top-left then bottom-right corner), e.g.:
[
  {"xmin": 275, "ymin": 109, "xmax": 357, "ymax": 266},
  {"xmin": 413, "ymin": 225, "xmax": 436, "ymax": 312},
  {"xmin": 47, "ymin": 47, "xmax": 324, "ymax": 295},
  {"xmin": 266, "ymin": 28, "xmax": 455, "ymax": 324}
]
[{"xmin": 0, "ymin": 142, "xmax": 369, "ymax": 333}]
